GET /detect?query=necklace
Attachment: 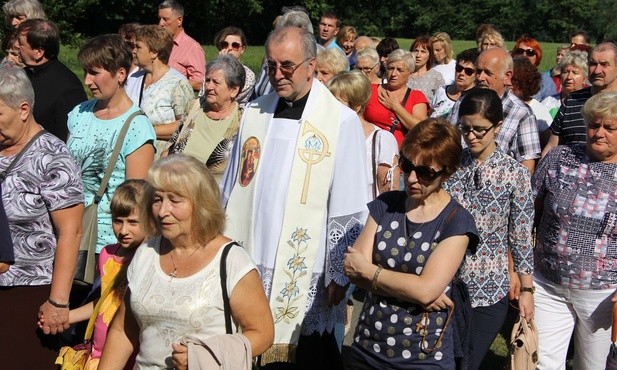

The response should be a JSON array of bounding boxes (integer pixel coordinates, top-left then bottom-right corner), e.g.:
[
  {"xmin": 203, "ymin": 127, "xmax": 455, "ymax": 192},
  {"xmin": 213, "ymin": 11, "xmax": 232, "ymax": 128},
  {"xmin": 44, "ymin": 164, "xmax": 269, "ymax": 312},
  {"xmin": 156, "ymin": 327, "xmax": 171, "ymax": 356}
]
[
  {"xmin": 168, "ymin": 245, "xmax": 201, "ymax": 281},
  {"xmin": 403, "ymin": 211, "xmax": 425, "ymax": 244}
]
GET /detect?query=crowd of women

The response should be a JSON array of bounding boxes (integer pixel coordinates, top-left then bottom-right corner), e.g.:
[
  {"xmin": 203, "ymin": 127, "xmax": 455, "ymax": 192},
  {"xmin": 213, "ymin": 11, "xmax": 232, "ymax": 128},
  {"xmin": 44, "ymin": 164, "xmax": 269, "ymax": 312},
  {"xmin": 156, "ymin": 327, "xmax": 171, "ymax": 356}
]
[{"xmin": 1, "ymin": 1, "xmax": 616, "ymax": 369}]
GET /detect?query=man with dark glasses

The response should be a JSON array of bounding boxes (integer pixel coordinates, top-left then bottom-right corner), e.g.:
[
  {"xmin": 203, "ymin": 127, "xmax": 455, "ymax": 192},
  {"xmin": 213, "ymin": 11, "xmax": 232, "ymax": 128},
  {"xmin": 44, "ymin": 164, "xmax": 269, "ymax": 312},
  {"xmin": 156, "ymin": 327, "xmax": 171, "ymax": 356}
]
[
  {"xmin": 447, "ymin": 47, "xmax": 540, "ymax": 174},
  {"xmin": 223, "ymin": 26, "xmax": 368, "ymax": 370}
]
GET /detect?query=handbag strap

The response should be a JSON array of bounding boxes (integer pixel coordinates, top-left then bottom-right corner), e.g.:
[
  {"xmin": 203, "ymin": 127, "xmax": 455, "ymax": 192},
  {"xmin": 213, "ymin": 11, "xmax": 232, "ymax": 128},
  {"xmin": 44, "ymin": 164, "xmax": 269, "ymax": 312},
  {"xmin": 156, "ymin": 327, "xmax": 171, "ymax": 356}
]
[
  {"xmin": 0, "ymin": 129, "xmax": 47, "ymax": 183},
  {"xmin": 93, "ymin": 110, "xmax": 144, "ymax": 204},
  {"xmin": 220, "ymin": 241, "xmax": 238, "ymax": 334},
  {"xmin": 389, "ymin": 87, "xmax": 412, "ymax": 134},
  {"xmin": 371, "ymin": 130, "xmax": 378, "ymax": 199},
  {"xmin": 83, "ymin": 269, "xmax": 122, "ymax": 341}
]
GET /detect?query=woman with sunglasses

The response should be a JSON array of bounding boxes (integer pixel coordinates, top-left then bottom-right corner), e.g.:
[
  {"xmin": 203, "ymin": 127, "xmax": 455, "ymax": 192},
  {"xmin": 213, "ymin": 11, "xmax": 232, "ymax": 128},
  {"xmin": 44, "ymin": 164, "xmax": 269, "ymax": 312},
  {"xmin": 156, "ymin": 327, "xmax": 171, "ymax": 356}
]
[
  {"xmin": 213, "ymin": 26, "xmax": 254, "ymax": 106},
  {"xmin": 430, "ymin": 48, "xmax": 479, "ymax": 118},
  {"xmin": 355, "ymin": 47, "xmax": 381, "ymax": 84},
  {"xmin": 443, "ymin": 88, "xmax": 534, "ymax": 370},
  {"xmin": 364, "ymin": 49, "xmax": 428, "ymax": 147},
  {"xmin": 344, "ymin": 117, "xmax": 478, "ymax": 369},
  {"xmin": 511, "ymin": 35, "xmax": 556, "ymax": 101}
]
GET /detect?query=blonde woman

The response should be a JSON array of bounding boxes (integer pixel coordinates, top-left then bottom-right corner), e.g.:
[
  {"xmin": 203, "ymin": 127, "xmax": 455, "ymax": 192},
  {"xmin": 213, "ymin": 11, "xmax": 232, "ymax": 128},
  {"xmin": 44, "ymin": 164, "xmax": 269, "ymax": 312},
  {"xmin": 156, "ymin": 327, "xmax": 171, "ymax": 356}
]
[
  {"xmin": 336, "ymin": 25, "xmax": 358, "ymax": 68},
  {"xmin": 315, "ymin": 47, "xmax": 349, "ymax": 85},
  {"xmin": 431, "ymin": 32, "xmax": 456, "ymax": 85}
]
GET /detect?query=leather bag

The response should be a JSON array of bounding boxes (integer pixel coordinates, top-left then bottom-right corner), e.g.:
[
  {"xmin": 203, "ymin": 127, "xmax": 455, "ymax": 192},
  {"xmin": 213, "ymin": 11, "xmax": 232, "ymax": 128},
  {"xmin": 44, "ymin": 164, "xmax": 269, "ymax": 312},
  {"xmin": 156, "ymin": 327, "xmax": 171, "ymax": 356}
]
[{"xmin": 507, "ymin": 316, "xmax": 539, "ymax": 370}]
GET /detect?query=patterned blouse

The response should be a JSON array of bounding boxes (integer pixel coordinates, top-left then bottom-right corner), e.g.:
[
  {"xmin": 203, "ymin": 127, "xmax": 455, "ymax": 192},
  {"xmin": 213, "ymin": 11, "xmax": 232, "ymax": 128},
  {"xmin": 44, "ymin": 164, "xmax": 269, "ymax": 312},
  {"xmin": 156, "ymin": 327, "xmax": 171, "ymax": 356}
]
[
  {"xmin": 445, "ymin": 148, "xmax": 534, "ymax": 307},
  {"xmin": 533, "ymin": 145, "xmax": 617, "ymax": 290}
]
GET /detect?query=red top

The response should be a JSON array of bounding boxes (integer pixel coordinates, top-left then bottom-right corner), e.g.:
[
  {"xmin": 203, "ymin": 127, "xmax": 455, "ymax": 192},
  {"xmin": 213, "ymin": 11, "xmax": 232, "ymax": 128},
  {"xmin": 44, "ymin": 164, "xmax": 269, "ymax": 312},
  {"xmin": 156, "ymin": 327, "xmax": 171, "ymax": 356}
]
[{"xmin": 364, "ymin": 84, "xmax": 428, "ymax": 147}]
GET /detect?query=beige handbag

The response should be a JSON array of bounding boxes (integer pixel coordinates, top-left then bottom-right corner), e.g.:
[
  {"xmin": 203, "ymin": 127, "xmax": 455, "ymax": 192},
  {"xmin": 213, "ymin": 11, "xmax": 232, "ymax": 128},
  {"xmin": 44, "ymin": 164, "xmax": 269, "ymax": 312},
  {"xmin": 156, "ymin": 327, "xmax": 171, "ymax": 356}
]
[{"xmin": 507, "ymin": 316, "xmax": 539, "ymax": 370}]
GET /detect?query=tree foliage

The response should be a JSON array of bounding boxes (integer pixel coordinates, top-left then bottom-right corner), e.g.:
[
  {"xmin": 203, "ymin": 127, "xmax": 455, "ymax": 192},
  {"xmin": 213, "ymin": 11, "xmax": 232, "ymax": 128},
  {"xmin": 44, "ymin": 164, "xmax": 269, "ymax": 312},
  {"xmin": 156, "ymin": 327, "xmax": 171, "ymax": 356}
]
[{"xmin": 0, "ymin": 0, "xmax": 613, "ymax": 46}]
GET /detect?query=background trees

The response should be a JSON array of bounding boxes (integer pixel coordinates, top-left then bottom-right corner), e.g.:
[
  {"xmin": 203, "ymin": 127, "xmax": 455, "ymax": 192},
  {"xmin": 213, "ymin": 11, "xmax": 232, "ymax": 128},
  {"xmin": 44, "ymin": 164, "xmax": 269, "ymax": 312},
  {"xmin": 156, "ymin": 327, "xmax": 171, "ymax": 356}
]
[{"xmin": 3, "ymin": 0, "xmax": 616, "ymax": 45}]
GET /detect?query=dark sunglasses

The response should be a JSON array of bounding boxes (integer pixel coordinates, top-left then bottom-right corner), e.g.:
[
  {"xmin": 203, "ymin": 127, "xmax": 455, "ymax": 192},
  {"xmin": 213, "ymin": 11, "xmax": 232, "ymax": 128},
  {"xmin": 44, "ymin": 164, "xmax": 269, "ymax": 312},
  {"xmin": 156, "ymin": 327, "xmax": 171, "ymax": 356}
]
[
  {"xmin": 267, "ymin": 58, "xmax": 311, "ymax": 79},
  {"xmin": 514, "ymin": 48, "xmax": 536, "ymax": 57},
  {"xmin": 458, "ymin": 123, "xmax": 495, "ymax": 139},
  {"xmin": 220, "ymin": 41, "xmax": 242, "ymax": 50},
  {"xmin": 455, "ymin": 64, "xmax": 475, "ymax": 76},
  {"xmin": 398, "ymin": 157, "xmax": 445, "ymax": 182}
]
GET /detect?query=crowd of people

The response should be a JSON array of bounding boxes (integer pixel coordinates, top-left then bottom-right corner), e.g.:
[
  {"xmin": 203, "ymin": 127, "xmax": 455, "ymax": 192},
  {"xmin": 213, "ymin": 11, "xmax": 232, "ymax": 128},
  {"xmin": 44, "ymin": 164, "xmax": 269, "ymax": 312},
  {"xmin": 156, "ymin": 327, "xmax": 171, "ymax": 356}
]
[{"xmin": 0, "ymin": 0, "xmax": 616, "ymax": 370}]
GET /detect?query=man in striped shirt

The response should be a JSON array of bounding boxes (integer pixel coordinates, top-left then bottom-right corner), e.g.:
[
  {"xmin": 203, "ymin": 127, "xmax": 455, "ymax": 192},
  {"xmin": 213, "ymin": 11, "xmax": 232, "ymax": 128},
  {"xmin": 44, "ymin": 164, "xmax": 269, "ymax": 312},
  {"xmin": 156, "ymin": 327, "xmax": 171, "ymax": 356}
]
[
  {"xmin": 542, "ymin": 42, "xmax": 617, "ymax": 157},
  {"xmin": 158, "ymin": 0, "xmax": 205, "ymax": 92}
]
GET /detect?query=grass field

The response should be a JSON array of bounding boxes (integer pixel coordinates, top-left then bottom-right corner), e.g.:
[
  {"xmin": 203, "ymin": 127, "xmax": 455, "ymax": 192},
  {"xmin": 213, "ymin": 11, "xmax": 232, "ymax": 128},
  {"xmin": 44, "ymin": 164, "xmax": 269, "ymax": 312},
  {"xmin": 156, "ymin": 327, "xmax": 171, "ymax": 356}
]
[
  {"xmin": 60, "ymin": 39, "xmax": 567, "ymax": 81},
  {"xmin": 58, "ymin": 40, "xmax": 549, "ymax": 367}
]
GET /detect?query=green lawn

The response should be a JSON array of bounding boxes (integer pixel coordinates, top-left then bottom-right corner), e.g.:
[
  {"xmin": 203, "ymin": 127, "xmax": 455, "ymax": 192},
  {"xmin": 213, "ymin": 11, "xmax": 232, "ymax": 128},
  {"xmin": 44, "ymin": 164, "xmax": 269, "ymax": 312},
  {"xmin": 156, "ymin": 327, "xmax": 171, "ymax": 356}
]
[{"xmin": 60, "ymin": 39, "xmax": 566, "ymax": 81}]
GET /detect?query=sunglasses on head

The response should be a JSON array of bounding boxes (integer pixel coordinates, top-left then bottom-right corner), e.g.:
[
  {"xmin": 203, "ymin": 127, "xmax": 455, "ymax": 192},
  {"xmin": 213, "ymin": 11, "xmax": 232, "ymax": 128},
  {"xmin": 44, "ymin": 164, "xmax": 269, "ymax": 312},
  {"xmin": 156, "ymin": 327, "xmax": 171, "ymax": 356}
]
[
  {"xmin": 220, "ymin": 41, "xmax": 242, "ymax": 50},
  {"xmin": 398, "ymin": 157, "xmax": 445, "ymax": 182},
  {"xmin": 455, "ymin": 64, "xmax": 475, "ymax": 76},
  {"xmin": 514, "ymin": 48, "xmax": 536, "ymax": 57}
]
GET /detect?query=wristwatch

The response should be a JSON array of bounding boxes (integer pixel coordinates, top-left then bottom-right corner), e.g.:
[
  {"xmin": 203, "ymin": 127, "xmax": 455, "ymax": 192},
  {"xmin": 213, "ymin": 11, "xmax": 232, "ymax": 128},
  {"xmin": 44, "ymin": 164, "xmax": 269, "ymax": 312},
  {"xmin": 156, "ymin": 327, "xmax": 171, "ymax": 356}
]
[{"xmin": 520, "ymin": 286, "xmax": 536, "ymax": 294}]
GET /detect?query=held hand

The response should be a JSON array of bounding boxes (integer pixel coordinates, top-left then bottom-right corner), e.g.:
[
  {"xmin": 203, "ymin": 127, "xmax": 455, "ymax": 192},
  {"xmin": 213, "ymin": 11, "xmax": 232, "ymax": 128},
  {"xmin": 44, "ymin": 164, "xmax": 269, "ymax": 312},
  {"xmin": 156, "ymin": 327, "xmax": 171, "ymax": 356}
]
[
  {"xmin": 171, "ymin": 342, "xmax": 188, "ymax": 370},
  {"xmin": 38, "ymin": 301, "xmax": 69, "ymax": 335},
  {"xmin": 518, "ymin": 292, "xmax": 535, "ymax": 320},
  {"xmin": 344, "ymin": 246, "xmax": 370, "ymax": 282},
  {"xmin": 327, "ymin": 282, "xmax": 348, "ymax": 307},
  {"xmin": 377, "ymin": 88, "xmax": 399, "ymax": 111}
]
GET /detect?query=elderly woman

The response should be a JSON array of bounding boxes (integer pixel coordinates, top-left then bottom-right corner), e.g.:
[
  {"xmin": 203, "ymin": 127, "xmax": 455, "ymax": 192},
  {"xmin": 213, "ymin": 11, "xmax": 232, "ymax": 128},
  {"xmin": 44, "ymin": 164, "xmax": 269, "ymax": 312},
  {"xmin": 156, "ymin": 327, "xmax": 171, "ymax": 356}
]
[
  {"xmin": 98, "ymin": 154, "xmax": 274, "ymax": 370},
  {"xmin": 213, "ymin": 26, "xmax": 255, "ymax": 106},
  {"xmin": 532, "ymin": 92, "xmax": 617, "ymax": 369},
  {"xmin": 164, "ymin": 55, "xmax": 244, "ymax": 184},
  {"xmin": 344, "ymin": 118, "xmax": 478, "ymax": 369},
  {"xmin": 68, "ymin": 34, "xmax": 155, "ymax": 257},
  {"xmin": 364, "ymin": 49, "xmax": 428, "ymax": 147},
  {"xmin": 336, "ymin": 25, "xmax": 357, "ymax": 68},
  {"xmin": 315, "ymin": 47, "xmax": 349, "ymax": 85},
  {"xmin": 541, "ymin": 50, "xmax": 588, "ymax": 118},
  {"xmin": 444, "ymin": 88, "xmax": 534, "ymax": 370},
  {"xmin": 329, "ymin": 70, "xmax": 399, "ymax": 199},
  {"xmin": 431, "ymin": 48, "xmax": 478, "ymax": 118},
  {"xmin": 133, "ymin": 25, "xmax": 193, "ymax": 156},
  {"xmin": 407, "ymin": 36, "xmax": 445, "ymax": 102},
  {"xmin": 2, "ymin": 0, "xmax": 45, "ymax": 28},
  {"xmin": 512, "ymin": 35, "xmax": 557, "ymax": 101},
  {"xmin": 0, "ymin": 65, "xmax": 84, "ymax": 368},
  {"xmin": 355, "ymin": 47, "xmax": 381, "ymax": 84},
  {"xmin": 511, "ymin": 56, "xmax": 553, "ymax": 137},
  {"xmin": 430, "ymin": 32, "xmax": 456, "ymax": 85}
]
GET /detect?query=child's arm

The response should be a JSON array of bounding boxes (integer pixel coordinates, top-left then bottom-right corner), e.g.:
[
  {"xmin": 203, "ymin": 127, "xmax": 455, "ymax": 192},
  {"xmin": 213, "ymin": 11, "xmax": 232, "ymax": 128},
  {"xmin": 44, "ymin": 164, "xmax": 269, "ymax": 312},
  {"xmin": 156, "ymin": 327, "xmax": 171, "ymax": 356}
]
[{"xmin": 69, "ymin": 300, "xmax": 96, "ymax": 325}]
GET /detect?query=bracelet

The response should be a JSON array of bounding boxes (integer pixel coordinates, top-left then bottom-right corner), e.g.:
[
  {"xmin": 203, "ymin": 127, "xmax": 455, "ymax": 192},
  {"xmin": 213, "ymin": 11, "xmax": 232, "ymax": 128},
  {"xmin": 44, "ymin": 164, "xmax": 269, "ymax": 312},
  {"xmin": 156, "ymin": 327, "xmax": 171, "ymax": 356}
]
[
  {"xmin": 371, "ymin": 266, "xmax": 383, "ymax": 291},
  {"xmin": 47, "ymin": 298, "xmax": 69, "ymax": 308}
]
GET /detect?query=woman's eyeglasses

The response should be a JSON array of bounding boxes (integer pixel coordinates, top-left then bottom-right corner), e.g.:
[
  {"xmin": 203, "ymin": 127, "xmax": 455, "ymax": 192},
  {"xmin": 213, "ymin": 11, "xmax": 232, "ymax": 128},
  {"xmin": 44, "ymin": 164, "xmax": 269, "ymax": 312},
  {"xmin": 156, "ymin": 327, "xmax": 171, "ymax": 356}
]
[
  {"xmin": 266, "ymin": 58, "xmax": 311, "ymax": 79},
  {"xmin": 455, "ymin": 64, "xmax": 475, "ymax": 76},
  {"xmin": 356, "ymin": 62, "xmax": 379, "ymax": 74},
  {"xmin": 398, "ymin": 157, "xmax": 444, "ymax": 182},
  {"xmin": 220, "ymin": 41, "xmax": 242, "ymax": 50},
  {"xmin": 458, "ymin": 124, "xmax": 495, "ymax": 139},
  {"xmin": 514, "ymin": 48, "xmax": 537, "ymax": 57}
]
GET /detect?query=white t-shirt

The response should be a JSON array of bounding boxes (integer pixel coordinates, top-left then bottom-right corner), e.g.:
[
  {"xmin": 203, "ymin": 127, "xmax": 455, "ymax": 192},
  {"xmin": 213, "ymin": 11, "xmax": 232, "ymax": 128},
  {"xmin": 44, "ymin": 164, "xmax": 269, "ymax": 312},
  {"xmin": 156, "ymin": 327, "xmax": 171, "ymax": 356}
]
[{"xmin": 128, "ymin": 238, "xmax": 255, "ymax": 369}]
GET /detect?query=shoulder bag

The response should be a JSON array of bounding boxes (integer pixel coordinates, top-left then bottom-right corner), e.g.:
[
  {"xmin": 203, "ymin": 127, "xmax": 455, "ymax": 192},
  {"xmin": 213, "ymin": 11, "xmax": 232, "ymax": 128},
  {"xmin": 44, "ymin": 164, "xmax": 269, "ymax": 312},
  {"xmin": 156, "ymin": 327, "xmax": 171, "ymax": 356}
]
[
  {"xmin": 389, "ymin": 87, "xmax": 412, "ymax": 134},
  {"xmin": 75, "ymin": 110, "xmax": 144, "ymax": 285}
]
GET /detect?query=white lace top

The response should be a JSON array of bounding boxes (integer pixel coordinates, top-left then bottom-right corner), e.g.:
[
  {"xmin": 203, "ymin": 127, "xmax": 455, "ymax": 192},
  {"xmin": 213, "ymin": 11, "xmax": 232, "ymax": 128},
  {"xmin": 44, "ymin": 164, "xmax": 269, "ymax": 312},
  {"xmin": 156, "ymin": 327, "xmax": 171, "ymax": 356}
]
[{"xmin": 128, "ymin": 237, "xmax": 255, "ymax": 369}]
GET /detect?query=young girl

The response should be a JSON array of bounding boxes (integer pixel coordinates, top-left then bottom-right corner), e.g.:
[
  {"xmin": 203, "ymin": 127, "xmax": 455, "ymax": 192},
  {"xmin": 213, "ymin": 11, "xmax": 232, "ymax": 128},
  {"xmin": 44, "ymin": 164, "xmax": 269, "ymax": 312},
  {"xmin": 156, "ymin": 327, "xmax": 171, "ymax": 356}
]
[
  {"xmin": 44, "ymin": 179, "xmax": 146, "ymax": 369},
  {"xmin": 443, "ymin": 88, "xmax": 535, "ymax": 370}
]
